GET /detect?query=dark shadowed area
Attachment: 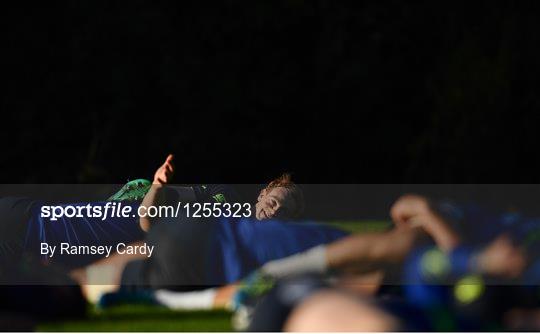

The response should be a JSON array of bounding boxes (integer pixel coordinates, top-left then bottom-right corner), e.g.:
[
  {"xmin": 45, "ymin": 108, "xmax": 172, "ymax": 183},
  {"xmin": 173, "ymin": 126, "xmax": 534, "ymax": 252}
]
[{"xmin": 3, "ymin": 1, "xmax": 540, "ymax": 184}]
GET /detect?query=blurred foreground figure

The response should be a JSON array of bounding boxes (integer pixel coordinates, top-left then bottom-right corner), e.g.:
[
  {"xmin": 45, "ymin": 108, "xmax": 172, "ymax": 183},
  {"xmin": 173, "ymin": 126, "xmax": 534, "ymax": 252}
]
[
  {"xmin": 246, "ymin": 275, "xmax": 413, "ymax": 332},
  {"xmin": 244, "ymin": 195, "xmax": 540, "ymax": 331}
]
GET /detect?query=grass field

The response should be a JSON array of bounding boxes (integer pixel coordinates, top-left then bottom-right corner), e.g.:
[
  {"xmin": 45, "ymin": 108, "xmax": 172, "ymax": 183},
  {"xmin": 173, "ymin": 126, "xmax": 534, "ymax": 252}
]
[
  {"xmin": 38, "ymin": 220, "xmax": 390, "ymax": 332},
  {"xmin": 38, "ymin": 306, "xmax": 234, "ymax": 332}
]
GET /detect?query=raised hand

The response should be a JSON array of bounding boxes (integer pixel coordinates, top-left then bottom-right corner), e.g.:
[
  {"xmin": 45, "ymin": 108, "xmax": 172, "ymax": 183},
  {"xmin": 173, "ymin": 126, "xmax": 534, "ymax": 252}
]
[{"xmin": 153, "ymin": 154, "xmax": 175, "ymax": 184}]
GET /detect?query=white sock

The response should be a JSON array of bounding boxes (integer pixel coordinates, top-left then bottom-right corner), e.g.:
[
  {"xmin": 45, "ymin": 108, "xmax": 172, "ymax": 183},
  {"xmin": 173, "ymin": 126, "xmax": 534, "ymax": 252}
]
[
  {"xmin": 260, "ymin": 245, "xmax": 328, "ymax": 278},
  {"xmin": 154, "ymin": 288, "xmax": 216, "ymax": 310}
]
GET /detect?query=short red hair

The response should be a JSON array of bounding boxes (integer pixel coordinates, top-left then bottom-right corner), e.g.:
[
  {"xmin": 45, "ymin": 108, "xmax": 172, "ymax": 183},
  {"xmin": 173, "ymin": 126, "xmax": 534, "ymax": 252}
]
[{"xmin": 265, "ymin": 173, "xmax": 304, "ymax": 217}]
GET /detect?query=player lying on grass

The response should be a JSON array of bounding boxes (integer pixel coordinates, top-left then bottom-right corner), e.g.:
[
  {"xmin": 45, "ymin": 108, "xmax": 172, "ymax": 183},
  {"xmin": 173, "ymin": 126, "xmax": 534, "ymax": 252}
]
[
  {"xmin": 74, "ymin": 154, "xmax": 316, "ymax": 289},
  {"xmin": 72, "ymin": 154, "xmax": 427, "ymax": 304},
  {"xmin": 104, "ymin": 154, "xmax": 439, "ymax": 298}
]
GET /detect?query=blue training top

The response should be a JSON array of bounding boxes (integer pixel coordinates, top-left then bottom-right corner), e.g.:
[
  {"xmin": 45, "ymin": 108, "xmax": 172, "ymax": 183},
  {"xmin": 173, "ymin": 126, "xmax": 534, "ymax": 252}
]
[{"xmin": 204, "ymin": 218, "xmax": 349, "ymax": 284}]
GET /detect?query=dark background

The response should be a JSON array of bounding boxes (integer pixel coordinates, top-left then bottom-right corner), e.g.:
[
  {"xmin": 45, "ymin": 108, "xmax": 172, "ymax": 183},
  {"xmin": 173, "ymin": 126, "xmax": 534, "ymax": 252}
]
[{"xmin": 3, "ymin": 1, "xmax": 540, "ymax": 184}]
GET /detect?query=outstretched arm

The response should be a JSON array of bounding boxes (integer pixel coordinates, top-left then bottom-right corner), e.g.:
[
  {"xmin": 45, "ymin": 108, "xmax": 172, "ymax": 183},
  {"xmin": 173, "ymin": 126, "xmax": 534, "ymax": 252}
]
[
  {"xmin": 325, "ymin": 226, "xmax": 425, "ymax": 271},
  {"xmin": 260, "ymin": 225, "xmax": 427, "ymax": 280}
]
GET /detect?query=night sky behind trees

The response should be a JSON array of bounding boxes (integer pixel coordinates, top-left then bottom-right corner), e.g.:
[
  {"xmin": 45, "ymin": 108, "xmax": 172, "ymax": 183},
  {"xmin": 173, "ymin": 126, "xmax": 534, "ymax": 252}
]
[{"xmin": 3, "ymin": 1, "xmax": 540, "ymax": 184}]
